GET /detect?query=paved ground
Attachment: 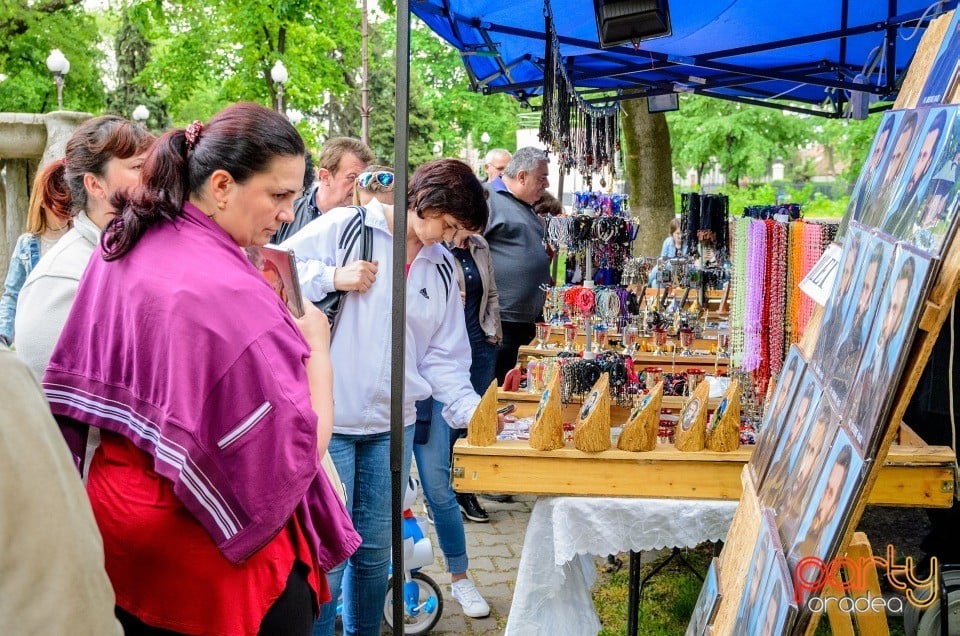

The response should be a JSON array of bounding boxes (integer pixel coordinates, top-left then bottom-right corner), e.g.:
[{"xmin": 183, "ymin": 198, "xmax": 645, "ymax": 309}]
[{"xmin": 410, "ymin": 495, "xmax": 535, "ymax": 635}]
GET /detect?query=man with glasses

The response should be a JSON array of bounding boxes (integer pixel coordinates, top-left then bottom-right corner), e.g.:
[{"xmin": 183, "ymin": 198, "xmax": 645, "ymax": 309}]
[
  {"xmin": 483, "ymin": 148, "xmax": 511, "ymax": 183},
  {"xmin": 271, "ymin": 137, "xmax": 374, "ymax": 244}
]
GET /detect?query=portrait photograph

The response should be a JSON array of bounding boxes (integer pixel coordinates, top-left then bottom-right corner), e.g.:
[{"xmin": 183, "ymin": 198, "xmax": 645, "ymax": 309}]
[
  {"xmin": 757, "ymin": 373, "xmax": 823, "ymax": 505},
  {"xmin": 901, "ymin": 105, "xmax": 960, "ymax": 257},
  {"xmin": 770, "ymin": 399, "xmax": 839, "ymax": 550},
  {"xmin": 839, "ymin": 110, "xmax": 902, "ymax": 235},
  {"xmin": 733, "ymin": 509, "xmax": 783, "ymax": 630},
  {"xmin": 822, "ymin": 230, "xmax": 895, "ymax": 413},
  {"xmin": 811, "ymin": 224, "xmax": 867, "ymax": 380},
  {"xmin": 685, "ymin": 558, "xmax": 721, "ymax": 636},
  {"xmin": 859, "ymin": 109, "xmax": 928, "ymax": 229},
  {"xmin": 919, "ymin": 10, "xmax": 960, "ymax": 106},
  {"xmin": 881, "ymin": 106, "xmax": 953, "ymax": 241},
  {"xmin": 786, "ymin": 425, "xmax": 867, "ymax": 607},
  {"xmin": 744, "ymin": 551, "xmax": 797, "ymax": 636},
  {"xmin": 750, "ymin": 345, "xmax": 807, "ymax": 485},
  {"xmin": 846, "ymin": 245, "xmax": 935, "ymax": 454}
]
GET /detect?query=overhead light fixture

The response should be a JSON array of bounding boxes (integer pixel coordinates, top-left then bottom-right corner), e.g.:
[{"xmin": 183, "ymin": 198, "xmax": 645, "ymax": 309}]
[
  {"xmin": 647, "ymin": 93, "xmax": 679, "ymax": 113},
  {"xmin": 594, "ymin": 0, "xmax": 672, "ymax": 49}
]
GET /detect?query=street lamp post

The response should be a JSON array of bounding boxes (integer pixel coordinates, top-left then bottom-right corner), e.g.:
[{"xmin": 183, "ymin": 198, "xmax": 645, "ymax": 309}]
[
  {"xmin": 46, "ymin": 49, "xmax": 70, "ymax": 111},
  {"xmin": 270, "ymin": 60, "xmax": 288, "ymax": 114},
  {"xmin": 480, "ymin": 131, "xmax": 490, "ymax": 157},
  {"xmin": 132, "ymin": 104, "xmax": 150, "ymax": 125}
]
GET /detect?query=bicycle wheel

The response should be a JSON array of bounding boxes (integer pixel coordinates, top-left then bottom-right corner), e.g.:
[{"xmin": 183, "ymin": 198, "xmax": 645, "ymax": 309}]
[{"xmin": 383, "ymin": 571, "xmax": 444, "ymax": 635}]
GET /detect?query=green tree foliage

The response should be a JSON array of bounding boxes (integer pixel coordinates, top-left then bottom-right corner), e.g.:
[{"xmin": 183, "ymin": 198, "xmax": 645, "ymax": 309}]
[
  {"xmin": 106, "ymin": 7, "xmax": 170, "ymax": 130},
  {"xmin": 0, "ymin": 0, "xmax": 105, "ymax": 114},
  {"xmin": 324, "ymin": 16, "xmax": 519, "ymax": 169},
  {"xmin": 667, "ymin": 95, "xmax": 813, "ymax": 186},
  {"xmin": 134, "ymin": 0, "xmax": 361, "ymax": 132},
  {"xmin": 323, "ymin": 18, "xmax": 438, "ymax": 167},
  {"xmin": 410, "ymin": 17, "xmax": 520, "ymax": 157}
]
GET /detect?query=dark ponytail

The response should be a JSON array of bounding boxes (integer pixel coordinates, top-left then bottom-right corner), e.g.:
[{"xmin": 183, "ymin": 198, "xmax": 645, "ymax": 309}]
[{"xmin": 103, "ymin": 102, "xmax": 305, "ymax": 261}]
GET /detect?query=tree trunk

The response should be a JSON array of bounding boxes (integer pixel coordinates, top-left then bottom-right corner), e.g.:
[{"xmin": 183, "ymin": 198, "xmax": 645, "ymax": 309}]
[{"xmin": 621, "ymin": 98, "xmax": 675, "ymax": 257}]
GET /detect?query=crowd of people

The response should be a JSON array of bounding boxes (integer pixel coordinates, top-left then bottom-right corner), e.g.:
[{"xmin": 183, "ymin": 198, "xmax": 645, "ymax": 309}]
[{"xmin": 0, "ymin": 103, "xmax": 553, "ymax": 635}]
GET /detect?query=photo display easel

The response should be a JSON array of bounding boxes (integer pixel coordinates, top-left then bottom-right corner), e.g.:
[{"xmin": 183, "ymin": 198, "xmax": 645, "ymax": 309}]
[{"xmin": 698, "ymin": 10, "xmax": 960, "ymax": 635}]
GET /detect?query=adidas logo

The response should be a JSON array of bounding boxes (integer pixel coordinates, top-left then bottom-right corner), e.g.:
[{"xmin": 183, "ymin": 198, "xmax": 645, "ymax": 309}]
[{"xmin": 420, "ymin": 288, "xmax": 430, "ymax": 299}]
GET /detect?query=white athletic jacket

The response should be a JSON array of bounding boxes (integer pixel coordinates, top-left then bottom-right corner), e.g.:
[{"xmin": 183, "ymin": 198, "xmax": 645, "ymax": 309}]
[{"xmin": 283, "ymin": 198, "xmax": 480, "ymax": 435}]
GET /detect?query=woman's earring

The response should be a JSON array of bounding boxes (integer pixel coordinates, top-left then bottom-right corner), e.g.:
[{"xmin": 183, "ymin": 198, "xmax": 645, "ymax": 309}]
[{"xmin": 217, "ymin": 200, "xmax": 226, "ymax": 210}]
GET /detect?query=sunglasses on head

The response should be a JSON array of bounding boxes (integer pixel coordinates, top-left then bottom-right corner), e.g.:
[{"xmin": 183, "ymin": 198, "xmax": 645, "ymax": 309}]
[{"xmin": 357, "ymin": 171, "xmax": 395, "ymax": 189}]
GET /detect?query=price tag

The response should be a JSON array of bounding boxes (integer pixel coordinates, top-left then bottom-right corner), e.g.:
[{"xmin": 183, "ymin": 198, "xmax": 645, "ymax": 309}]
[{"xmin": 799, "ymin": 243, "xmax": 842, "ymax": 306}]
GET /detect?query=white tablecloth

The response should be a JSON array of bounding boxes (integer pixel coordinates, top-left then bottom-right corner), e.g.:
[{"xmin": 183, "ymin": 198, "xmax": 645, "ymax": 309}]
[{"xmin": 505, "ymin": 496, "xmax": 738, "ymax": 636}]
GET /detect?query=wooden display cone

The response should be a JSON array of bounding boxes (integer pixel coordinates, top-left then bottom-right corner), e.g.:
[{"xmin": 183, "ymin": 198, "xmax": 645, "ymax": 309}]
[
  {"xmin": 467, "ymin": 379, "xmax": 498, "ymax": 446},
  {"xmin": 675, "ymin": 377, "xmax": 710, "ymax": 452},
  {"xmin": 529, "ymin": 370, "xmax": 564, "ymax": 450},
  {"xmin": 705, "ymin": 378, "xmax": 741, "ymax": 452},
  {"xmin": 573, "ymin": 373, "xmax": 611, "ymax": 452},
  {"xmin": 617, "ymin": 380, "xmax": 664, "ymax": 452}
]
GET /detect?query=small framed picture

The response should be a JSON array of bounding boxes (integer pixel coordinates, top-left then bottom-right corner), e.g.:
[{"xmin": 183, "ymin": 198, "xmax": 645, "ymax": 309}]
[
  {"xmin": 770, "ymin": 399, "xmax": 839, "ymax": 549},
  {"xmin": 786, "ymin": 426, "xmax": 867, "ymax": 614},
  {"xmin": 744, "ymin": 549, "xmax": 797, "ymax": 635},
  {"xmin": 820, "ymin": 229, "xmax": 895, "ymax": 413},
  {"xmin": 846, "ymin": 244, "xmax": 935, "ymax": 454},
  {"xmin": 839, "ymin": 111, "xmax": 902, "ymax": 235},
  {"xmin": 733, "ymin": 509, "xmax": 783, "ymax": 629},
  {"xmin": 685, "ymin": 558, "xmax": 722, "ymax": 636},
  {"xmin": 749, "ymin": 345, "xmax": 806, "ymax": 485},
  {"xmin": 919, "ymin": 11, "xmax": 960, "ymax": 106},
  {"xmin": 757, "ymin": 373, "xmax": 822, "ymax": 503}
]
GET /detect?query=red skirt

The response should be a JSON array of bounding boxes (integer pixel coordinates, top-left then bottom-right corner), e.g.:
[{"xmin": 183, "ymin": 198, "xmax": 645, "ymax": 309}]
[{"xmin": 87, "ymin": 431, "xmax": 328, "ymax": 635}]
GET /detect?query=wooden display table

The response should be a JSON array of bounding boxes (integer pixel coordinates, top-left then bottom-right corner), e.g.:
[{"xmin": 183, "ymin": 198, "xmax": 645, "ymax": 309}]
[{"xmin": 452, "ymin": 439, "xmax": 955, "ymax": 507}]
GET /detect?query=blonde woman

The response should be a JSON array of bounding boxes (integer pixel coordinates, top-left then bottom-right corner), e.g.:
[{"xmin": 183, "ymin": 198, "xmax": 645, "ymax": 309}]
[{"xmin": 0, "ymin": 162, "xmax": 73, "ymax": 346}]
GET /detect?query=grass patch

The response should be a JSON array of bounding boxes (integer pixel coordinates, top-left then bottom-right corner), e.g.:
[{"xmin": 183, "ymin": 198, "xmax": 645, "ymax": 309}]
[
  {"xmin": 593, "ymin": 544, "xmax": 714, "ymax": 635},
  {"xmin": 592, "ymin": 543, "xmax": 908, "ymax": 635}
]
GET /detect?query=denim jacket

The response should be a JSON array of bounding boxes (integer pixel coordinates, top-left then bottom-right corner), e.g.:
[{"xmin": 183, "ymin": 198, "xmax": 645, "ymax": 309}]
[{"xmin": 0, "ymin": 233, "xmax": 40, "ymax": 345}]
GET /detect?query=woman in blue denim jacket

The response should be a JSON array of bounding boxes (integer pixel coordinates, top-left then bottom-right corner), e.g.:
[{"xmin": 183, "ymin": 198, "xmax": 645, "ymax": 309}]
[{"xmin": 0, "ymin": 162, "xmax": 72, "ymax": 346}]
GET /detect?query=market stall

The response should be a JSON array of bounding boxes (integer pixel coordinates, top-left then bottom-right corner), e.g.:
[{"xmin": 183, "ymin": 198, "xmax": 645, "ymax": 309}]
[{"xmin": 400, "ymin": 1, "xmax": 960, "ymax": 634}]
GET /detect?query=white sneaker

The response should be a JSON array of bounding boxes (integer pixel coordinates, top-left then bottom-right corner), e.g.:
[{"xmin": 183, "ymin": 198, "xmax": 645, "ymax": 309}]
[{"xmin": 450, "ymin": 578, "xmax": 490, "ymax": 618}]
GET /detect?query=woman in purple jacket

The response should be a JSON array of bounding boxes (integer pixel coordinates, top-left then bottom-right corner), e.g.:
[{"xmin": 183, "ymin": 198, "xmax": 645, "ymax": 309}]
[{"xmin": 44, "ymin": 103, "xmax": 358, "ymax": 635}]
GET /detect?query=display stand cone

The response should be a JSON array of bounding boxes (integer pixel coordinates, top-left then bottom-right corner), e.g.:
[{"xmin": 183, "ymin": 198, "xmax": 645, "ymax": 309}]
[
  {"xmin": 617, "ymin": 381, "xmax": 664, "ymax": 452},
  {"xmin": 529, "ymin": 371, "xmax": 564, "ymax": 450},
  {"xmin": 573, "ymin": 373, "xmax": 611, "ymax": 452},
  {"xmin": 705, "ymin": 378, "xmax": 741, "ymax": 452},
  {"xmin": 467, "ymin": 380, "xmax": 498, "ymax": 446},
  {"xmin": 675, "ymin": 377, "xmax": 710, "ymax": 452}
]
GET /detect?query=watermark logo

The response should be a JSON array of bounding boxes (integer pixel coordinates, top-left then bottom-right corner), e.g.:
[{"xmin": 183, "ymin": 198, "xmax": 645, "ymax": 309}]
[{"xmin": 794, "ymin": 545, "xmax": 938, "ymax": 613}]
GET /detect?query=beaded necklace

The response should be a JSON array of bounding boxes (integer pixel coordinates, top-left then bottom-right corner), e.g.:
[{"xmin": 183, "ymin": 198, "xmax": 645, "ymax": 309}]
[
  {"xmin": 797, "ymin": 222, "xmax": 824, "ymax": 339},
  {"xmin": 742, "ymin": 220, "xmax": 767, "ymax": 371},
  {"xmin": 786, "ymin": 221, "xmax": 803, "ymax": 345},
  {"xmin": 730, "ymin": 217, "xmax": 750, "ymax": 367},
  {"xmin": 768, "ymin": 221, "xmax": 789, "ymax": 380}
]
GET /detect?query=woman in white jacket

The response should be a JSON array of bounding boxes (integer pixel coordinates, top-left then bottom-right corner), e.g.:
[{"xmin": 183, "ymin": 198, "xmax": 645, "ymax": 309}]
[
  {"xmin": 284, "ymin": 159, "xmax": 498, "ymax": 636},
  {"xmin": 15, "ymin": 115, "xmax": 153, "ymax": 378}
]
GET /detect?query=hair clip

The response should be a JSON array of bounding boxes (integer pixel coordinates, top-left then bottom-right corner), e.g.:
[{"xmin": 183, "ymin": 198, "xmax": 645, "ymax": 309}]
[{"xmin": 185, "ymin": 120, "xmax": 204, "ymax": 150}]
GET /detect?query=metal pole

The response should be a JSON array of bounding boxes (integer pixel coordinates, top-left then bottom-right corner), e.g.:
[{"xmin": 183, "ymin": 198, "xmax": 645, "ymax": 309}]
[
  {"xmin": 361, "ymin": 0, "xmax": 371, "ymax": 145},
  {"xmin": 392, "ymin": 0, "xmax": 411, "ymax": 632}
]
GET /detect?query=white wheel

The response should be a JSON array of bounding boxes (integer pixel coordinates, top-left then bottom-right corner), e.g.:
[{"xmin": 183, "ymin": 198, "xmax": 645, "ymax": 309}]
[{"xmin": 383, "ymin": 571, "xmax": 444, "ymax": 635}]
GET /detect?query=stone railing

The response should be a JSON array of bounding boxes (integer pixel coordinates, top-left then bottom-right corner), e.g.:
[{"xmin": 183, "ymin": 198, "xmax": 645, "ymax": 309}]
[{"xmin": 0, "ymin": 111, "xmax": 90, "ymax": 281}]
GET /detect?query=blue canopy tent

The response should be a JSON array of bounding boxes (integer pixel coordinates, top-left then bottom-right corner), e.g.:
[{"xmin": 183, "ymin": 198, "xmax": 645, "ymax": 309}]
[{"xmin": 412, "ymin": 0, "xmax": 958, "ymax": 116}]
